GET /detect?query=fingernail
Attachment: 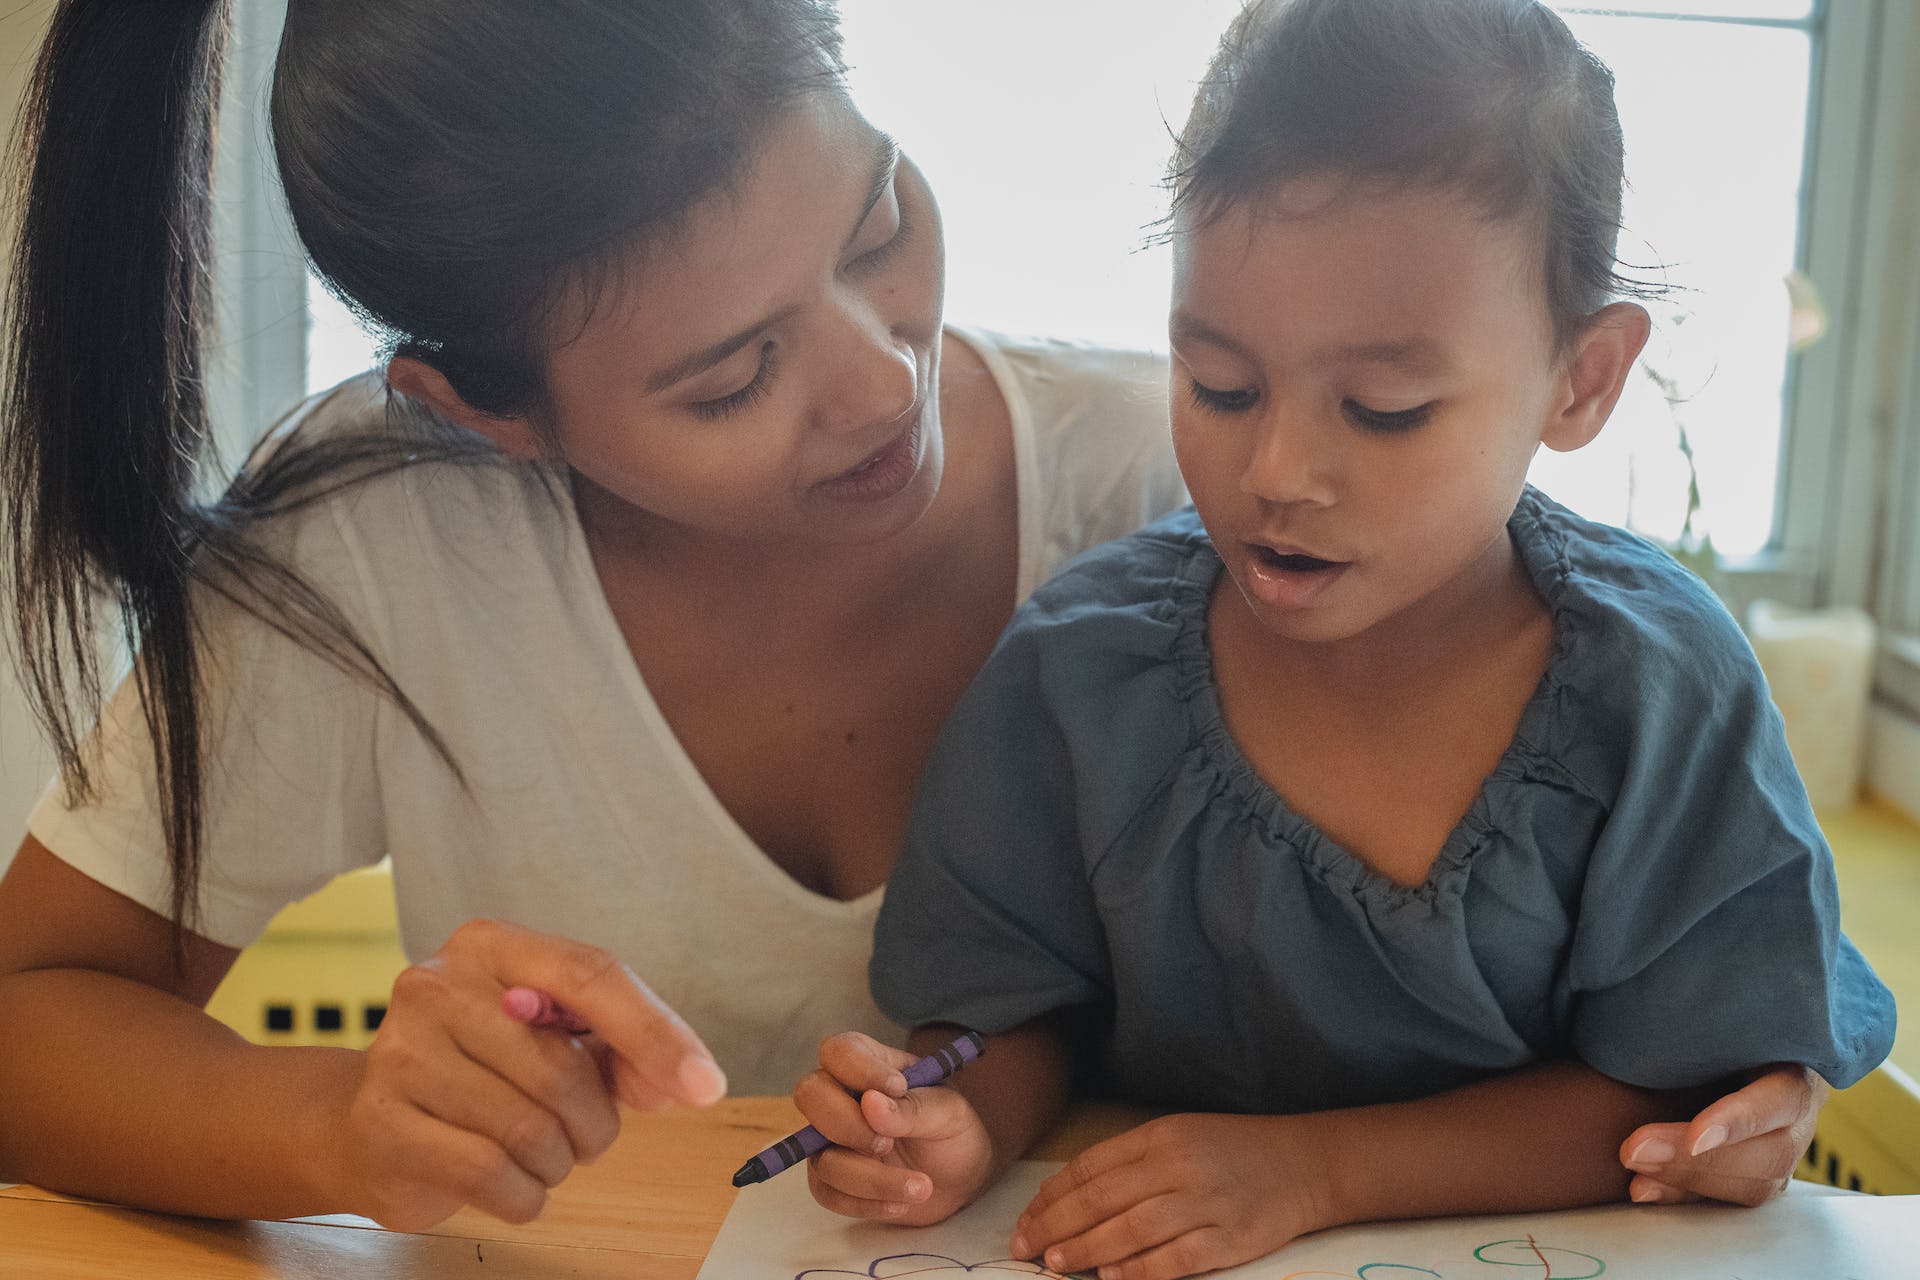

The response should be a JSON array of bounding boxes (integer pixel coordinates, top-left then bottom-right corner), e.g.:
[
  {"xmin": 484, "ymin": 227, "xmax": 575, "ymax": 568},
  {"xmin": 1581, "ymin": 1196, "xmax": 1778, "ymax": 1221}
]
[
  {"xmin": 873, "ymin": 1135, "xmax": 893, "ymax": 1156},
  {"xmin": 1630, "ymin": 1181, "xmax": 1663, "ymax": 1203},
  {"xmin": 1691, "ymin": 1124, "xmax": 1730, "ymax": 1157},
  {"xmin": 677, "ymin": 1055, "xmax": 728, "ymax": 1106},
  {"xmin": 907, "ymin": 1177, "xmax": 930, "ymax": 1201},
  {"xmin": 1010, "ymin": 1235, "xmax": 1030, "ymax": 1258},
  {"xmin": 1625, "ymin": 1137, "xmax": 1675, "ymax": 1169},
  {"xmin": 888, "ymin": 1072, "xmax": 909, "ymax": 1098},
  {"xmin": 884, "ymin": 1201, "xmax": 907, "ymax": 1218},
  {"xmin": 1046, "ymin": 1249, "xmax": 1066, "ymax": 1271}
]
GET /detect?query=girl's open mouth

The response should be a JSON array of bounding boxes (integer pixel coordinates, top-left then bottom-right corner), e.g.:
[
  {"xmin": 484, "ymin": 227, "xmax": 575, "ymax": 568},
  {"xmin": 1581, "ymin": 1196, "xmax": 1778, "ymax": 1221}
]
[{"xmin": 1243, "ymin": 543, "xmax": 1349, "ymax": 608}]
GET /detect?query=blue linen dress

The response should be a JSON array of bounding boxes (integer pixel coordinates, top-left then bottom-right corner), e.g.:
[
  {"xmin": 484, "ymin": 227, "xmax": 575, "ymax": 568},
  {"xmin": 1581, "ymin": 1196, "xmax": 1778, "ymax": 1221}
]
[{"xmin": 871, "ymin": 490, "xmax": 1895, "ymax": 1113}]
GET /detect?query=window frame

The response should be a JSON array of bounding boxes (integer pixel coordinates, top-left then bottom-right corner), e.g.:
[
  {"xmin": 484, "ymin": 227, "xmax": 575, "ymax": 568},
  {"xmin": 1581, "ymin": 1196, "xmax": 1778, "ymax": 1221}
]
[{"xmin": 208, "ymin": 1, "xmax": 1917, "ymax": 691}]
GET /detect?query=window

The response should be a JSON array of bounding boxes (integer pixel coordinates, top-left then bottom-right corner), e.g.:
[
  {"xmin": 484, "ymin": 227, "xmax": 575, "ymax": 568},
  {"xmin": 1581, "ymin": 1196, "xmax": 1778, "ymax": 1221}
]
[{"xmin": 240, "ymin": 3, "xmax": 1914, "ymax": 642}]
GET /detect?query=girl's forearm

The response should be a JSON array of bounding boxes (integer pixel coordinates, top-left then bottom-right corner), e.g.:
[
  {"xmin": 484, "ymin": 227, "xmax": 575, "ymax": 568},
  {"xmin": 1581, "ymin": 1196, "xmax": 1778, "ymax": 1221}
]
[
  {"xmin": 0, "ymin": 966, "xmax": 362, "ymax": 1219},
  {"xmin": 1298, "ymin": 1060, "xmax": 1698, "ymax": 1230},
  {"xmin": 908, "ymin": 1018, "xmax": 1072, "ymax": 1183}
]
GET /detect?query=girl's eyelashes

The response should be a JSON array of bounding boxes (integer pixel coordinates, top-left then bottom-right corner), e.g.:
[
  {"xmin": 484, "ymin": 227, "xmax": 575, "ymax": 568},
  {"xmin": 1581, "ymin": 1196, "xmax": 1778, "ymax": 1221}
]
[
  {"xmin": 1187, "ymin": 377, "xmax": 1436, "ymax": 434},
  {"xmin": 689, "ymin": 341, "xmax": 779, "ymax": 421},
  {"xmin": 1188, "ymin": 379, "xmax": 1260, "ymax": 414},
  {"xmin": 1343, "ymin": 399, "xmax": 1434, "ymax": 433}
]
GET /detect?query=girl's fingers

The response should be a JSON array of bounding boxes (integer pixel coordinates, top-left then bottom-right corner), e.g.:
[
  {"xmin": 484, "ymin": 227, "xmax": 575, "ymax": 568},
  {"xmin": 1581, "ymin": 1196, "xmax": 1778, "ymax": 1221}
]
[
  {"xmin": 1023, "ymin": 1127, "xmax": 1151, "ymax": 1223},
  {"xmin": 1028, "ymin": 1189, "xmax": 1191, "ymax": 1276},
  {"xmin": 1087, "ymin": 1224, "xmax": 1237, "ymax": 1280},
  {"xmin": 796, "ymin": 1068, "xmax": 888, "ymax": 1154},
  {"xmin": 806, "ymin": 1159, "xmax": 918, "ymax": 1221},
  {"xmin": 1014, "ymin": 1162, "xmax": 1168, "ymax": 1260},
  {"xmin": 451, "ymin": 919, "xmax": 726, "ymax": 1109},
  {"xmin": 859, "ymin": 1077, "xmax": 977, "ymax": 1141},
  {"xmin": 452, "ymin": 1013, "xmax": 621, "ymax": 1163},
  {"xmin": 818, "ymin": 1031, "xmax": 918, "ymax": 1097},
  {"xmin": 810, "ymin": 1146, "xmax": 933, "ymax": 1204}
]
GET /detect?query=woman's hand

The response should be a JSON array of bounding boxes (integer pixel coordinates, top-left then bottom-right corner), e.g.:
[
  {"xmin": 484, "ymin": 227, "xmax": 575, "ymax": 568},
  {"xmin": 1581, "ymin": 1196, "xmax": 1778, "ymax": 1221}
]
[
  {"xmin": 1619, "ymin": 1064, "xmax": 1827, "ymax": 1206},
  {"xmin": 329, "ymin": 918, "xmax": 726, "ymax": 1231},
  {"xmin": 795, "ymin": 1031, "xmax": 995, "ymax": 1225},
  {"xmin": 1011, "ymin": 1113, "xmax": 1324, "ymax": 1280}
]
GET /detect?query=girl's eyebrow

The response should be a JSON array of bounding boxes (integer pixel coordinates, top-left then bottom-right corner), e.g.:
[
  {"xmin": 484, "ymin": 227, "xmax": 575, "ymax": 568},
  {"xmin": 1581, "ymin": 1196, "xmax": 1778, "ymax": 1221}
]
[
  {"xmin": 1169, "ymin": 312, "xmax": 1255, "ymax": 362},
  {"xmin": 1325, "ymin": 339, "xmax": 1455, "ymax": 377},
  {"xmin": 1171, "ymin": 314, "xmax": 1455, "ymax": 379},
  {"xmin": 644, "ymin": 130, "xmax": 901, "ymax": 396}
]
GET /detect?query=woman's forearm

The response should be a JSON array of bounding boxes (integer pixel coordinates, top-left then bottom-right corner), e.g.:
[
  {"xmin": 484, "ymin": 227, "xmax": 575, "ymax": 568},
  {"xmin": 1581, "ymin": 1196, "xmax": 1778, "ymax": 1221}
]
[
  {"xmin": 1301, "ymin": 1060, "xmax": 1700, "ymax": 1230},
  {"xmin": 0, "ymin": 966, "xmax": 361, "ymax": 1219}
]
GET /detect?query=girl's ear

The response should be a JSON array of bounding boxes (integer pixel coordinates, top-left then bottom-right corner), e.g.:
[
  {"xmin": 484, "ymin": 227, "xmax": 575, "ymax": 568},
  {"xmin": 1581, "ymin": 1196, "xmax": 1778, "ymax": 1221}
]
[
  {"xmin": 1540, "ymin": 302, "xmax": 1652, "ymax": 454},
  {"xmin": 385, "ymin": 356, "xmax": 546, "ymax": 460}
]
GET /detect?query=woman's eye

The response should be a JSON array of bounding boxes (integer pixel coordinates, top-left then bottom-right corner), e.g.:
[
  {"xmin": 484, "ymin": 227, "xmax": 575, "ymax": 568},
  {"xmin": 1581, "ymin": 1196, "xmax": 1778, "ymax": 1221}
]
[
  {"xmin": 690, "ymin": 342, "xmax": 779, "ymax": 421},
  {"xmin": 851, "ymin": 190, "xmax": 911, "ymax": 272},
  {"xmin": 1189, "ymin": 379, "xmax": 1260, "ymax": 414},
  {"xmin": 1343, "ymin": 399, "xmax": 1434, "ymax": 433}
]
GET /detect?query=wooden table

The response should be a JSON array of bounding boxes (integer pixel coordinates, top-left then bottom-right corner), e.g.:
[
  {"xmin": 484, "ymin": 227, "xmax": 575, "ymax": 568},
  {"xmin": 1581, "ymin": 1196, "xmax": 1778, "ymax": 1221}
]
[{"xmin": 0, "ymin": 1098, "xmax": 1140, "ymax": 1279}]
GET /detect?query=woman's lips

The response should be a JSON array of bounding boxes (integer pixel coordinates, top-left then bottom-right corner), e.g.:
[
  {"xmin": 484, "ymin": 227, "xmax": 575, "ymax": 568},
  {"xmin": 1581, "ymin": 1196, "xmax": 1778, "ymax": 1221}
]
[{"xmin": 813, "ymin": 414, "xmax": 923, "ymax": 503}]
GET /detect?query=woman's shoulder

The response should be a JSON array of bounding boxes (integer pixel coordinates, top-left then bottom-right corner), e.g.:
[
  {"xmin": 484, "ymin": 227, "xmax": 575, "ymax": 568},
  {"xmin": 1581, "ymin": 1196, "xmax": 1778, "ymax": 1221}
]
[
  {"xmin": 950, "ymin": 326, "xmax": 1185, "ymax": 579},
  {"xmin": 232, "ymin": 375, "xmax": 569, "ymax": 573}
]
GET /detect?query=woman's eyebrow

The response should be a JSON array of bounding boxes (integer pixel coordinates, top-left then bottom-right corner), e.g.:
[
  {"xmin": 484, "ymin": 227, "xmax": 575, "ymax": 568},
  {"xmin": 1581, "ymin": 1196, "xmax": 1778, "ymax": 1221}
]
[
  {"xmin": 645, "ymin": 130, "xmax": 903, "ymax": 397},
  {"xmin": 840, "ymin": 130, "xmax": 901, "ymax": 256}
]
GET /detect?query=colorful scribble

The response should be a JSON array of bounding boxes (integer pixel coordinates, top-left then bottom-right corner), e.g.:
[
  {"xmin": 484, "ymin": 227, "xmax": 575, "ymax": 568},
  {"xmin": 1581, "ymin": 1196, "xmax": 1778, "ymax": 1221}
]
[
  {"xmin": 1279, "ymin": 1234, "xmax": 1604, "ymax": 1280},
  {"xmin": 1474, "ymin": 1234, "xmax": 1605, "ymax": 1278},
  {"xmin": 796, "ymin": 1254, "xmax": 1071, "ymax": 1279},
  {"xmin": 799, "ymin": 1237, "xmax": 1603, "ymax": 1280}
]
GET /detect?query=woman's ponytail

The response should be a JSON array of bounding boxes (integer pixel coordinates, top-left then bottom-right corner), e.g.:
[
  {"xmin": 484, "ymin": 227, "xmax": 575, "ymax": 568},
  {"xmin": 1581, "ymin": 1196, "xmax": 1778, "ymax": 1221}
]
[{"xmin": 3, "ymin": 0, "xmax": 232, "ymax": 941}]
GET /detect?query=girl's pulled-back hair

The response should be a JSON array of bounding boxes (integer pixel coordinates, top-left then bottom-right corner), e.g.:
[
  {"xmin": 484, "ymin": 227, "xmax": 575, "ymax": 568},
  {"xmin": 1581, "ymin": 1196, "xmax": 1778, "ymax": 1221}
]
[
  {"xmin": 1173, "ymin": 0, "xmax": 1653, "ymax": 345},
  {"xmin": 3, "ymin": 0, "xmax": 843, "ymax": 946}
]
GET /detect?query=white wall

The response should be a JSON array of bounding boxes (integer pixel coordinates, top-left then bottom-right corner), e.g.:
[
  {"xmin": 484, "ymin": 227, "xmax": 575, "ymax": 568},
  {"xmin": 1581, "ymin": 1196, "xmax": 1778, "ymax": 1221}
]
[{"xmin": 0, "ymin": 2, "xmax": 58, "ymax": 861}]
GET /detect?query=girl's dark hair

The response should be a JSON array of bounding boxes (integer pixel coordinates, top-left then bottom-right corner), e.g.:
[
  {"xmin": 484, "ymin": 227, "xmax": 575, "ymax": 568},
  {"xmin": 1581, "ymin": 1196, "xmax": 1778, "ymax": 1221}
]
[
  {"xmin": 3, "ymin": 0, "xmax": 844, "ymax": 947},
  {"xmin": 1172, "ymin": 0, "xmax": 1656, "ymax": 346}
]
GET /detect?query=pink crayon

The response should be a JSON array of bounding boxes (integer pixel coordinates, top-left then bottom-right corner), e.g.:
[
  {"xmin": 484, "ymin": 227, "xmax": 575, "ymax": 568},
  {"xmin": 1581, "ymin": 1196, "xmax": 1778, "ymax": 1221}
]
[{"xmin": 502, "ymin": 985, "xmax": 593, "ymax": 1036}]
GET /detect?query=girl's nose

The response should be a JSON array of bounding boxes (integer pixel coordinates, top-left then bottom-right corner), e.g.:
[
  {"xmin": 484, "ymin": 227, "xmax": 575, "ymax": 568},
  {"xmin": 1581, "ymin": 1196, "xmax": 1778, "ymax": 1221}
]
[
  {"xmin": 818, "ymin": 309, "xmax": 919, "ymax": 436},
  {"xmin": 1240, "ymin": 410, "xmax": 1338, "ymax": 508}
]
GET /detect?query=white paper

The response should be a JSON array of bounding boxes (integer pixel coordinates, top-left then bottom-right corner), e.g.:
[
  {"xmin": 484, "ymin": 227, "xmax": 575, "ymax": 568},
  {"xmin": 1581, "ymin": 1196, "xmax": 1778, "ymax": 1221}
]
[{"xmin": 698, "ymin": 1161, "xmax": 1920, "ymax": 1280}]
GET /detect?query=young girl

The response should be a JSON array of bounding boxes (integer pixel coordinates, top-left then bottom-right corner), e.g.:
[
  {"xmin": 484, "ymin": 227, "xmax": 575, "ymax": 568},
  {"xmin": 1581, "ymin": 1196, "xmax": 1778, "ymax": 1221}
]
[
  {"xmin": 793, "ymin": 2, "xmax": 1896, "ymax": 1276},
  {"xmin": 0, "ymin": 0, "xmax": 1825, "ymax": 1235}
]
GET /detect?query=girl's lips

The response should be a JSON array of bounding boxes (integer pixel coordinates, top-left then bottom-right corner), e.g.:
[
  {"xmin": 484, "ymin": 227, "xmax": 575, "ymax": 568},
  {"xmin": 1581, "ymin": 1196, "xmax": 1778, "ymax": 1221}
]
[
  {"xmin": 1241, "ymin": 542, "xmax": 1349, "ymax": 609},
  {"xmin": 813, "ymin": 415, "xmax": 923, "ymax": 503}
]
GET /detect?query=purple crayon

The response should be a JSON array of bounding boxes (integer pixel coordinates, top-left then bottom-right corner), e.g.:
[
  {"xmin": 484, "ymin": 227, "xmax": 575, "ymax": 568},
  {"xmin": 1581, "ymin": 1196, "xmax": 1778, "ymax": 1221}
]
[{"xmin": 731, "ymin": 1030, "xmax": 985, "ymax": 1187}]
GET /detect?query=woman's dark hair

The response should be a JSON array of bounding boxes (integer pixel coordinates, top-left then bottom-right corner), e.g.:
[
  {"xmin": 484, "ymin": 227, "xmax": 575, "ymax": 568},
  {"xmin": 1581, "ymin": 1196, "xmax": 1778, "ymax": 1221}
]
[
  {"xmin": 3, "ymin": 0, "xmax": 844, "ymax": 948},
  {"xmin": 1171, "ymin": 0, "xmax": 1658, "ymax": 347}
]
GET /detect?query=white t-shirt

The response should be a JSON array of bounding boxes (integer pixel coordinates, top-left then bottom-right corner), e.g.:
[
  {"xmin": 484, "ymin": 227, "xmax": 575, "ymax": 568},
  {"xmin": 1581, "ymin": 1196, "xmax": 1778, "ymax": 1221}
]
[{"xmin": 30, "ymin": 327, "xmax": 1183, "ymax": 1094}]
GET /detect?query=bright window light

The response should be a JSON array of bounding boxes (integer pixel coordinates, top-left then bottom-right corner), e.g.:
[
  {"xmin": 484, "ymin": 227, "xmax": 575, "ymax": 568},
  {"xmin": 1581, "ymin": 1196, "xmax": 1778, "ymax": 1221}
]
[{"xmin": 303, "ymin": 1, "xmax": 1816, "ymax": 556}]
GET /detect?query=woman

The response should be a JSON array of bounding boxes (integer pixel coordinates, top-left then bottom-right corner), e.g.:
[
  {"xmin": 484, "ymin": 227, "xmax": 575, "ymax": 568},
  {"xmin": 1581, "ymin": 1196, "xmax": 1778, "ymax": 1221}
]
[{"xmin": 0, "ymin": 0, "xmax": 1819, "ymax": 1233}]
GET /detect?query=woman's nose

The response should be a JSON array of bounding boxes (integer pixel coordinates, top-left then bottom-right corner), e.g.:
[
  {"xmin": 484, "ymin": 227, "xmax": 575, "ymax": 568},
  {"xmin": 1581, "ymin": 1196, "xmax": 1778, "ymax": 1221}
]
[{"xmin": 817, "ymin": 311, "xmax": 918, "ymax": 435}]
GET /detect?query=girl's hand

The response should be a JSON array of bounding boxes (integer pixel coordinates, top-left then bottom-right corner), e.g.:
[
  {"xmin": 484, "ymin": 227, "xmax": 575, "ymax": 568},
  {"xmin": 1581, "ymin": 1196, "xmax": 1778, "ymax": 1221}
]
[
  {"xmin": 795, "ymin": 1031, "xmax": 995, "ymax": 1225},
  {"xmin": 1619, "ymin": 1064, "xmax": 1827, "ymax": 1206},
  {"xmin": 330, "ymin": 918, "xmax": 726, "ymax": 1231},
  {"xmin": 1011, "ymin": 1113, "xmax": 1324, "ymax": 1280}
]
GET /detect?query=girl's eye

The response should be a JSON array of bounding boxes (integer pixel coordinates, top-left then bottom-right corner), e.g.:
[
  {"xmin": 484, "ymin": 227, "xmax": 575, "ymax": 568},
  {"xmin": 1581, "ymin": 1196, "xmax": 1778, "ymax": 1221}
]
[
  {"xmin": 1343, "ymin": 399, "xmax": 1433, "ymax": 433},
  {"xmin": 690, "ymin": 342, "xmax": 779, "ymax": 421},
  {"xmin": 1189, "ymin": 379, "xmax": 1260, "ymax": 414}
]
